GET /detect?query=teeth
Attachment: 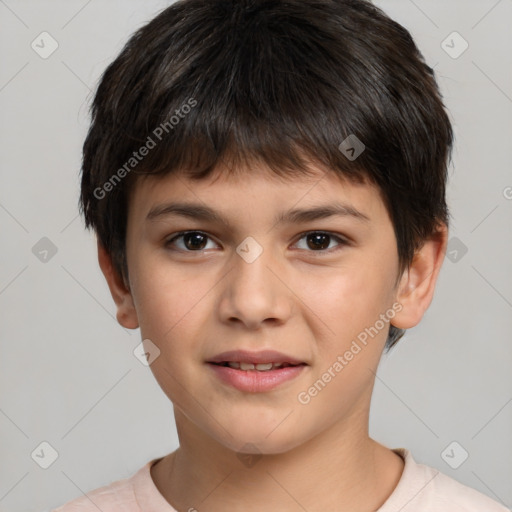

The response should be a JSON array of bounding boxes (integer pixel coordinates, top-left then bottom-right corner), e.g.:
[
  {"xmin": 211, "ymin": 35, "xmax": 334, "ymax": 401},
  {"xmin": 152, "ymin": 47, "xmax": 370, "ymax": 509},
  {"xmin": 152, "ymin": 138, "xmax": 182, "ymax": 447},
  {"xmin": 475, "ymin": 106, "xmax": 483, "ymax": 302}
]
[
  {"xmin": 224, "ymin": 362, "xmax": 297, "ymax": 371},
  {"xmin": 255, "ymin": 363, "xmax": 273, "ymax": 371}
]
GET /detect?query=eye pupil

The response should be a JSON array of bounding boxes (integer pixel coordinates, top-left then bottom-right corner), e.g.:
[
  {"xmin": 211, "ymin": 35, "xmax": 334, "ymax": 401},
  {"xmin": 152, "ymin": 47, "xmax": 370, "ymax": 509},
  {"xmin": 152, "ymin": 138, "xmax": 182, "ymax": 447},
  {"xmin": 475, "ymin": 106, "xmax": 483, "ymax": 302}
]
[
  {"xmin": 185, "ymin": 232, "xmax": 207, "ymax": 250},
  {"xmin": 307, "ymin": 233, "xmax": 330, "ymax": 250}
]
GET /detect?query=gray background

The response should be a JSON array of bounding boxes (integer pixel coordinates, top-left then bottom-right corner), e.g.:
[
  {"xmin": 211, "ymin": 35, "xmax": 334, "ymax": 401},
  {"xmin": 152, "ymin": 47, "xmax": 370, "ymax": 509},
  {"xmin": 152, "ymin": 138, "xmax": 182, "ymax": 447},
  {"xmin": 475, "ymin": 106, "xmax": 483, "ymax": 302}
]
[{"xmin": 0, "ymin": 0, "xmax": 511, "ymax": 510}]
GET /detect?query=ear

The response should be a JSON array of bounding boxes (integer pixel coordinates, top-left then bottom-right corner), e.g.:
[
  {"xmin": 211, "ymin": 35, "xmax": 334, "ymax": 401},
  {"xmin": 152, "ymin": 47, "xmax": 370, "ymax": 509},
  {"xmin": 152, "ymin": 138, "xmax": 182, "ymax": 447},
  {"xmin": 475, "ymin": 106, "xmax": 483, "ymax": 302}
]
[
  {"xmin": 391, "ymin": 223, "xmax": 448, "ymax": 330},
  {"xmin": 97, "ymin": 239, "xmax": 139, "ymax": 329}
]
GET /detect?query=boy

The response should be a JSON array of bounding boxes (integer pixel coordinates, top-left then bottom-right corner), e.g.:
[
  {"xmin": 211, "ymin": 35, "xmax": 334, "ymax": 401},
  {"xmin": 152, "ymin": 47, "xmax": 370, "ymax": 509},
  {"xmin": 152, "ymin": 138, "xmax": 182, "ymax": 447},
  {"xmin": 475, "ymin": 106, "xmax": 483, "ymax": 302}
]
[{"xmin": 53, "ymin": 0, "xmax": 509, "ymax": 510}]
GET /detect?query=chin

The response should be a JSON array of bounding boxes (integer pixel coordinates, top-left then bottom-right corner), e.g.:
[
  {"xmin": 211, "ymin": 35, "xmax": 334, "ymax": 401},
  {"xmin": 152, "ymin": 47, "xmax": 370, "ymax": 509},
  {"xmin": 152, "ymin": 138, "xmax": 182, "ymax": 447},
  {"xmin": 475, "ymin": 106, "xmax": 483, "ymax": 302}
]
[{"xmin": 211, "ymin": 420, "xmax": 308, "ymax": 456}]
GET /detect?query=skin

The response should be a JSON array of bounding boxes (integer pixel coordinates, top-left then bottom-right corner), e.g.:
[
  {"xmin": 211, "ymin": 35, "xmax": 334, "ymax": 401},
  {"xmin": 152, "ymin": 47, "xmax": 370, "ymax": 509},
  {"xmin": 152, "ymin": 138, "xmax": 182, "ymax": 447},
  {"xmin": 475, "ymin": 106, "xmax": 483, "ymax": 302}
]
[{"xmin": 98, "ymin": 161, "xmax": 447, "ymax": 512}]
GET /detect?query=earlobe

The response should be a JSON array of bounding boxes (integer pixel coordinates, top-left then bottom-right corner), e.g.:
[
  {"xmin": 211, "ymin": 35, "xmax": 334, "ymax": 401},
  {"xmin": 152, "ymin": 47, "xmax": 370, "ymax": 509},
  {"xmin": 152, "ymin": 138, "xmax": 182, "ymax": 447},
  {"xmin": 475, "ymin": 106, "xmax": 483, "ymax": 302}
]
[
  {"xmin": 97, "ymin": 239, "xmax": 139, "ymax": 329},
  {"xmin": 391, "ymin": 223, "xmax": 448, "ymax": 330}
]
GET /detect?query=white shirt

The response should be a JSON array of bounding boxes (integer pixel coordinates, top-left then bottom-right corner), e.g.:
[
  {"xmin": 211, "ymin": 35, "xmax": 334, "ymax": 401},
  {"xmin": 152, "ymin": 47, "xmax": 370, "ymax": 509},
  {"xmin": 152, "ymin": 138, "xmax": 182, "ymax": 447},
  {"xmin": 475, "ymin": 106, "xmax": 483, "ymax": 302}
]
[{"xmin": 51, "ymin": 447, "xmax": 509, "ymax": 511}]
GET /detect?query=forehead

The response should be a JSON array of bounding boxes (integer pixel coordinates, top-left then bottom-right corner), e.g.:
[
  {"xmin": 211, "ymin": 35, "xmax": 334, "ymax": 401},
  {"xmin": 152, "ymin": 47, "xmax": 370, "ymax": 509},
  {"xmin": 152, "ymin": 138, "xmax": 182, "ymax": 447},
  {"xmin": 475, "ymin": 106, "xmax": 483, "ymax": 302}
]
[{"xmin": 127, "ymin": 162, "xmax": 388, "ymax": 228}]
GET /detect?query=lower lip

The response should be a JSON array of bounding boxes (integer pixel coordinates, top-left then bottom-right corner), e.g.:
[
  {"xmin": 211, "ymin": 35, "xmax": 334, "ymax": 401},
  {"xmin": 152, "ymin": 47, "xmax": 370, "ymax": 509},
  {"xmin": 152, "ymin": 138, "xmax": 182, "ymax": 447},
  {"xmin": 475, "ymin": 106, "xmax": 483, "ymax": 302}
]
[{"xmin": 207, "ymin": 363, "xmax": 306, "ymax": 392}]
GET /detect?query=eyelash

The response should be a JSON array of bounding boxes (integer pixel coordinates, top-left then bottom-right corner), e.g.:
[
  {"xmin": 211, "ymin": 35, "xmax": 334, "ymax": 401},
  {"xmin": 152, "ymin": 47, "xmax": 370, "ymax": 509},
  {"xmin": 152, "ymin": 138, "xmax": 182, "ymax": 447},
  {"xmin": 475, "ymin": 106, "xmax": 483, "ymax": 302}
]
[{"xmin": 164, "ymin": 230, "xmax": 350, "ymax": 255}]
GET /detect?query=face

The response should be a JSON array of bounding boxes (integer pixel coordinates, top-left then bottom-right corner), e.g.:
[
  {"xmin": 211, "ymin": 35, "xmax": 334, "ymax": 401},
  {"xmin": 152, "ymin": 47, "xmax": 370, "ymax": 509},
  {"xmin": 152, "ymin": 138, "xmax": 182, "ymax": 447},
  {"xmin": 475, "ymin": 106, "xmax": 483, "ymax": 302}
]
[{"xmin": 118, "ymin": 164, "xmax": 410, "ymax": 454}]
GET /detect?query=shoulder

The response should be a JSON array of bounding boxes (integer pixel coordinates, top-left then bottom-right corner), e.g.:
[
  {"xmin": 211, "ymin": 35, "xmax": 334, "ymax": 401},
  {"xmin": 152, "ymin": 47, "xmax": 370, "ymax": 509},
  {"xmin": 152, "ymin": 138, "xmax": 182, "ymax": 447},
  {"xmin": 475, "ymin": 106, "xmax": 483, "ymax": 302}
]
[
  {"xmin": 51, "ymin": 460, "xmax": 155, "ymax": 512},
  {"xmin": 429, "ymin": 468, "xmax": 509, "ymax": 511},
  {"xmin": 380, "ymin": 448, "xmax": 509, "ymax": 512}
]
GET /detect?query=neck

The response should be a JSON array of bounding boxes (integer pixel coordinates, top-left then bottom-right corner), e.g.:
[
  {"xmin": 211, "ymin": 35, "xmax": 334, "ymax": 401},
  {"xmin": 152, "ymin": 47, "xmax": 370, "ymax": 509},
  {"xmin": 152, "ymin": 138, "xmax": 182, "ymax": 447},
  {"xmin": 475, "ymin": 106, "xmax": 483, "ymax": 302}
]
[{"xmin": 151, "ymin": 408, "xmax": 404, "ymax": 512}]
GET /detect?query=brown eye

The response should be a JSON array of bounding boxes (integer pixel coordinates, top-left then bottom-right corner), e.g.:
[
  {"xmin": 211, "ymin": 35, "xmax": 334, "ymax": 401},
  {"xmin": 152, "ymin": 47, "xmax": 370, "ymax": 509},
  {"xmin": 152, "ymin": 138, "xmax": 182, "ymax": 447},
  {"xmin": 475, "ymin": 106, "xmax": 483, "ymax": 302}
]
[
  {"xmin": 165, "ymin": 231, "xmax": 216, "ymax": 251},
  {"xmin": 294, "ymin": 231, "xmax": 348, "ymax": 254},
  {"xmin": 306, "ymin": 232, "xmax": 330, "ymax": 250}
]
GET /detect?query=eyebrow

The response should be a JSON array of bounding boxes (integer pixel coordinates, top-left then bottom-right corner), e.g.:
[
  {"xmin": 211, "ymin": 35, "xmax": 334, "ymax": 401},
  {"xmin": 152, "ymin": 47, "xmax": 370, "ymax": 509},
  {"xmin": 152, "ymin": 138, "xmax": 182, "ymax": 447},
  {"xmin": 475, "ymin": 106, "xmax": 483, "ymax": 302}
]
[{"xmin": 146, "ymin": 201, "xmax": 371, "ymax": 226}]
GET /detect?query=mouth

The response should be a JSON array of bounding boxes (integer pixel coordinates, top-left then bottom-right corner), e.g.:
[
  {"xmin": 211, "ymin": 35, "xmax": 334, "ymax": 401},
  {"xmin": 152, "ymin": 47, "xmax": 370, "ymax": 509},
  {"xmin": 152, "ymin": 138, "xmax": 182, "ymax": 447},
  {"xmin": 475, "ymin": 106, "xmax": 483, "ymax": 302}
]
[
  {"xmin": 207, "ymin": 349, "xmax": 307, "ymax": 367},
  {"xmin": 206, "ymin": 350, "xmax": 308, "ymax": 392},
  {"xmin": 209, "ymin": 361, "xmax": 305, "ymax": 371}
]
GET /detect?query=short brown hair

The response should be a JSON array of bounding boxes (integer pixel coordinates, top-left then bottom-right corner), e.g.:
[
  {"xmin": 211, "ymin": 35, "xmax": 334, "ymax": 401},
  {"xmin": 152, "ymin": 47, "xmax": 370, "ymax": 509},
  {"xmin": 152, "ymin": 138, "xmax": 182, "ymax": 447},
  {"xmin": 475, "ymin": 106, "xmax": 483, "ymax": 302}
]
[{"xmin": 79, "ymin": 0, "xmax": 454, "ymax": 351}]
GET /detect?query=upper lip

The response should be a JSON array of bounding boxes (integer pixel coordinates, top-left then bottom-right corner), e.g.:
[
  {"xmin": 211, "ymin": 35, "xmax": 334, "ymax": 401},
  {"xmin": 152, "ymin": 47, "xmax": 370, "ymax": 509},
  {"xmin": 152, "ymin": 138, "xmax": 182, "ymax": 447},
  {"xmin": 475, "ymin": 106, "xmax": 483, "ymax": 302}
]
[{"xmin": 207, "ymin": 350, "xmax": 306, "ymax": 365}]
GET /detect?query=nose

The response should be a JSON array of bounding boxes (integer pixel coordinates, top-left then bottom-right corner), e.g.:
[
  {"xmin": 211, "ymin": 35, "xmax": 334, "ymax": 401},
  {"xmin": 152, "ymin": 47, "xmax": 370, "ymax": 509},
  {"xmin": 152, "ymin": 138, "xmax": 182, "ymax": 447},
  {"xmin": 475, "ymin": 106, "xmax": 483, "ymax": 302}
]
[{"xmin": 217, "ymin": 241, "xmax": 293, "ymax": 330}]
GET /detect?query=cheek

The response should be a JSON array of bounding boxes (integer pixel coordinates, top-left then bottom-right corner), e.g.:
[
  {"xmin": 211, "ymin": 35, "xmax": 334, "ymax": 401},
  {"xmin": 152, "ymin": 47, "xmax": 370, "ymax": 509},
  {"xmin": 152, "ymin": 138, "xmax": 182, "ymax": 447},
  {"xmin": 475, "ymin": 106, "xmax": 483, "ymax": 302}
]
[
  {"xmin": 129, "ymin": 261, "xmax": 211, "ymax": 397},
  {"xmin": 129, "ymin": 256, "xmax": 211, "ymax": 346},
  {"xmin": 303, "ymin": 255, "xmax": 396, "ymax": 362},
  {"xmin": 309, "ymin": 260, "xmax": 390, "ymax": 324}
]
